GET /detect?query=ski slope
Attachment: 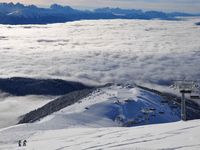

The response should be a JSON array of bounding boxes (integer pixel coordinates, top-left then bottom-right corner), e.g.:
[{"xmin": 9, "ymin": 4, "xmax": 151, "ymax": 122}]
[
  {"xmin": 0, "ymin": 84, "xmax": 192, "ymax": 150},
  {"xmin": 0, "ymin": 120, "xmax": 200, "ymax": 150},
  {"xmin": 17, "ymin": 120, "xmax": 200, "ymax": 150}
]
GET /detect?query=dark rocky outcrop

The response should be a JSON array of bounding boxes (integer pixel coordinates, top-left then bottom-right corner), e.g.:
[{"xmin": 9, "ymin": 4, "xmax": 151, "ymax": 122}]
[
  {"xmin": 0, "ymin": 77, "xmax": 93, "ymax": 96},
  {"xmin": 18, "ymin": 89, "xmax": 94, "ymax": 124}
]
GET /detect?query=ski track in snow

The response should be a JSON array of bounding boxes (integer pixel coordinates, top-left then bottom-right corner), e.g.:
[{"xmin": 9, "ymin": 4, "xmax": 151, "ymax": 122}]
[{"xmin": 0, "ymin": 120, "xmax": 200, "ymax": 150}]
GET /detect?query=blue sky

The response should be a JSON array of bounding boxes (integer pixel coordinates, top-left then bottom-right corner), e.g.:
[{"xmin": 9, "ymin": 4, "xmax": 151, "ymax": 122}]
[{"xmin": 0, "ymin": 0, "xmax": 200, "ymax": 13}]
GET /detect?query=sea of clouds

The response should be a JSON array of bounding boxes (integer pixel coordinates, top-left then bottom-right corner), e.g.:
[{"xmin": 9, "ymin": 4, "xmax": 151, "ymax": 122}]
[
  {"xmin": 0, "ymin": 18, "xmax": 200, "ymax": 128},
  {"xmin": 0, "ymin": 92, "xmax": 55, "ymax": 128},
  {"xmin": 0, "ymin": 18, "xmax": 200, "ymax": 86}
]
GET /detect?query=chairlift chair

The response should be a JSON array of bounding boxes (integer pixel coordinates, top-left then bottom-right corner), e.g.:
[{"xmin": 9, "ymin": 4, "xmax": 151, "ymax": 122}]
[
  {"xmin": 180, "ymin": 89, "xmax": 192, "ymax": 93},
  {"xmin": 190, "ymin": 92, "xmax": 200, "ymax": 99}
]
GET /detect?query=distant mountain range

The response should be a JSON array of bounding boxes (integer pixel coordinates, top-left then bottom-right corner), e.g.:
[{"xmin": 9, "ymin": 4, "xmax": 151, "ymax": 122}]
[{"xmin": 0, "ymin": 2, "xmax": 199, "ymax": 24}]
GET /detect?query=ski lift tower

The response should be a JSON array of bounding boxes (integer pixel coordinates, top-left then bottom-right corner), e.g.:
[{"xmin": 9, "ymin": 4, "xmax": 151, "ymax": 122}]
[
  {"xmin": 141, "ymin": 108, "xmax": 155, "ymax": 124},
  {"xmin": 171, "ymin": 80, "xmax": 197, "ymax": 121}
]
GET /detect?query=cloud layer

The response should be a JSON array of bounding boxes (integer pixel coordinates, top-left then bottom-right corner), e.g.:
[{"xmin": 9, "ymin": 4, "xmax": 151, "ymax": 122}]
[
  {"xmin": 0, "ymin": 18, "xmax": 200, "ymax": 86},
  {"xmin": 0, "ymin": 93, "xmax": 54, "ymax": 128}
]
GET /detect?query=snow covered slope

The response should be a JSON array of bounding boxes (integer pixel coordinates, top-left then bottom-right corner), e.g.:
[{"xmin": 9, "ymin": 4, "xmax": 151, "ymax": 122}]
[
  {"xmin": 16, "ymin": 120, "xmax": 200, "ymax": 150},
  {"xmin": 18, "ymin": 84, "xmax": 180, "ymax": 129},
  {"xmin": 0, "ymin": 85, "xmax": 199, "ymax": 149},
  {"xmin": 0, "ymin": 119, "xmax": 200, "ymax": 150}
]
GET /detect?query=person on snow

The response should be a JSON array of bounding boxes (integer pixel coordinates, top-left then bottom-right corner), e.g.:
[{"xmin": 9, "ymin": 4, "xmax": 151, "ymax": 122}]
[
  {"xmin": 18, "ymin": 140, "xmax": 21, "ymax": 147},
  {"xmin": 23, "ymin": 140, "xmax": 27, "ymax": 147}
]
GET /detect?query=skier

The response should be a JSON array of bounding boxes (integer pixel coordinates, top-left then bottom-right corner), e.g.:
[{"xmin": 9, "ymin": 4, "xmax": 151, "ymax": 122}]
[
  {"xmin": 23, "ymin": 140, "xmax": 27, "ymax": 147},
  {"xmin": 18, "ymin": 140, "xmax": 21, "ymax": 147}
]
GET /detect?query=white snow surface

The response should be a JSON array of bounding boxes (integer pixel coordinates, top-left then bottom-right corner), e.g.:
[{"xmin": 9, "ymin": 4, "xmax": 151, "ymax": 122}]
[
  {"xmin": 0, "ymin": 120, "xmax": 200, "ymax": 150},
  {"xmin": 0, "ymin": 85, "xmax": 192, "ymax": 150},
  {"xmin": 6, "ymin": 85, "xmax": 180, "ymax": 130},
  {"xmin": 0, "ymin": 18, "xmax": 200, "ymax": 85}
]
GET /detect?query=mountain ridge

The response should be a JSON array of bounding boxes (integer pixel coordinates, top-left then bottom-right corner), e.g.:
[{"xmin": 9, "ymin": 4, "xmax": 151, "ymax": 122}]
[
  {"xmin": 17, "ymin": 84, "xmax": 200, "ymax": 128},
  {"xmin": 0, "ymin": 77, "xmax": 93, "ymax": 96},
  {"xmin": 0, "ymin": 2, "xmax": 199, "ymax": 24}
]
